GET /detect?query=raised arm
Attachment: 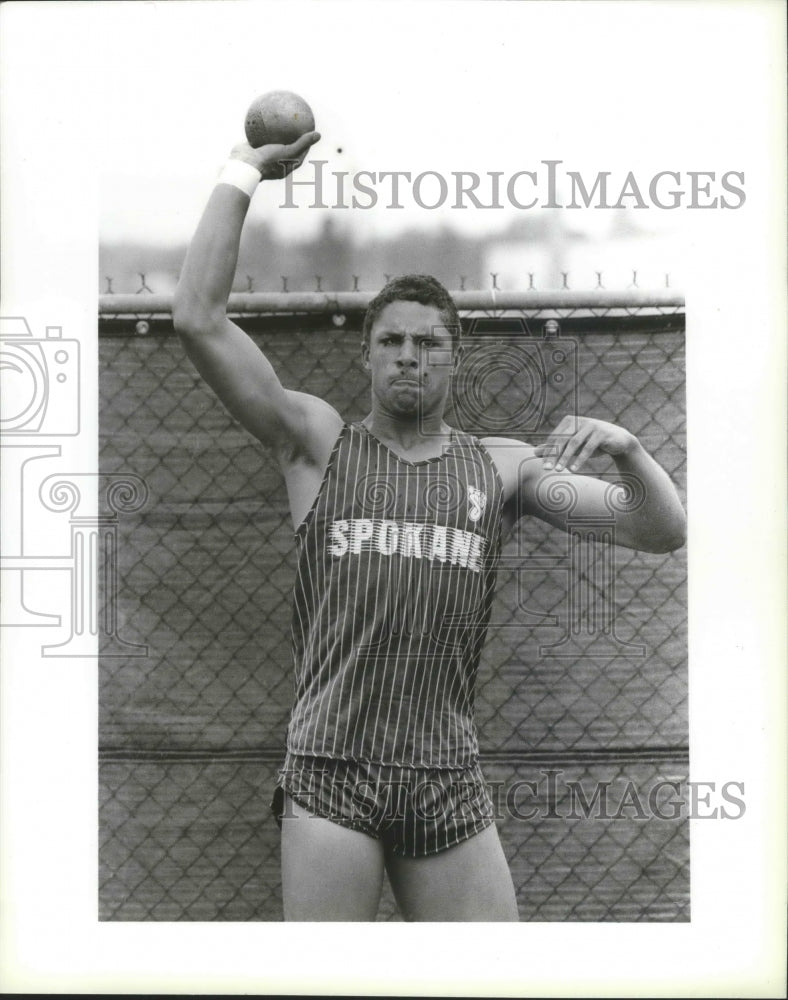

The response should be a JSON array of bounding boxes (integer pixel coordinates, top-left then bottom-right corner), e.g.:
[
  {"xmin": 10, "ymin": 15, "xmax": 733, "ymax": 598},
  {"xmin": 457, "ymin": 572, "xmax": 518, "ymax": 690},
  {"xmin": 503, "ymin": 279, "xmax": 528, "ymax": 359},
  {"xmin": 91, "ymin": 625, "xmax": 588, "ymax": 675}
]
[
  {"xmin": 172, "ymin": 133, "xmax": 342, "ymax": 468},
  {"xmin": 485, "ymin": 416, "xmax": 687, "ymax": 554}
]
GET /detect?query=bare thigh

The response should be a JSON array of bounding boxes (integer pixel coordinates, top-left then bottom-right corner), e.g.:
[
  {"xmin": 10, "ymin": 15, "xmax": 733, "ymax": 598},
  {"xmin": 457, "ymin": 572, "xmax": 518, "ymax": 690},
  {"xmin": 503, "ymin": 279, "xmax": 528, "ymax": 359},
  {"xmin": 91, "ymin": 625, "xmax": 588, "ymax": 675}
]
[
  {"xmin": 385, "ymin": 824, "xmax": 519, "ymax": 921},
  {"xmin": 280, "ymin": 794, "xmax": 385, "ymax": 921}
]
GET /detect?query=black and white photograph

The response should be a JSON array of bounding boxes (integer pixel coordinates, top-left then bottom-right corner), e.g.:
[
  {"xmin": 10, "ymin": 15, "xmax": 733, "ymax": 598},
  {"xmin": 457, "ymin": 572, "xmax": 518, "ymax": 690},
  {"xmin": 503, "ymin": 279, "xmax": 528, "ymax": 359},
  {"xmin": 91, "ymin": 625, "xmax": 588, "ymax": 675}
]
[{"xmin": 1, "ymin": 0, "xmax": 785, "ymax": 993}]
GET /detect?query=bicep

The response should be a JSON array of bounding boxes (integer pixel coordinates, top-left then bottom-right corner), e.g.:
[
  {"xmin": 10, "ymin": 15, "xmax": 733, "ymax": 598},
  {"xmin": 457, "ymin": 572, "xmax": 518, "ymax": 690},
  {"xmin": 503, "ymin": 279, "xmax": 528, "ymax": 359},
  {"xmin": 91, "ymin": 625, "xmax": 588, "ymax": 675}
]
[
  {"xmin": 180, "ymin": 318, "xmax": 340, "ymax": 459},
  {"xmin": 518, "ymin": 468, "xmax": 642, "ymax": 549},
  {"xmin": 486, "ymin": 437, "xmax": 647, "ymax": 550}
]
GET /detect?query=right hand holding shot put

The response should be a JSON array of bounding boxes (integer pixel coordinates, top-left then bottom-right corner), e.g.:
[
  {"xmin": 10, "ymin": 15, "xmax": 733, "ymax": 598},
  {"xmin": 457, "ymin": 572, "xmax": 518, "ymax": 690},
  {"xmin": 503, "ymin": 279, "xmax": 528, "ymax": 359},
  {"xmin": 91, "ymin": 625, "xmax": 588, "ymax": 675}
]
[
  {"xmin": 230, "ymin": 130, "xmax": 320, "ymax": 181},
  {"xmin": 232, "ymin": 90, "xmax": 320, "ymax": 180}
]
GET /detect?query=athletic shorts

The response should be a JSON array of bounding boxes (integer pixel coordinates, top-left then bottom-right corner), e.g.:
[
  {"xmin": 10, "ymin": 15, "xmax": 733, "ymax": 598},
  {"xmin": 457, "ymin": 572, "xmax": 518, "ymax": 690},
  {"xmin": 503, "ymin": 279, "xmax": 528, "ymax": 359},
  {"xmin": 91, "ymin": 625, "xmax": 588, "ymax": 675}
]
[{"xmin": 271, "ymin": 752, "xmax": 495, "ymax": 858}]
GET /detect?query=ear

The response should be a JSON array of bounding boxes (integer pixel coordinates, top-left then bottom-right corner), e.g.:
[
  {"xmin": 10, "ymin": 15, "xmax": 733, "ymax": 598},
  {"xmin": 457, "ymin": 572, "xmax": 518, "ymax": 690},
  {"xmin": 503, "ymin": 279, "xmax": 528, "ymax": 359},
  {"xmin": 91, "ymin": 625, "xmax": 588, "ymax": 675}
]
[
  {"xmin": 361, "ymin": 339, "xmax": 371, "ymax": 371},
  {"xmin": 451, "ymin": 341, "xmax": 464, "ymax": 371}
]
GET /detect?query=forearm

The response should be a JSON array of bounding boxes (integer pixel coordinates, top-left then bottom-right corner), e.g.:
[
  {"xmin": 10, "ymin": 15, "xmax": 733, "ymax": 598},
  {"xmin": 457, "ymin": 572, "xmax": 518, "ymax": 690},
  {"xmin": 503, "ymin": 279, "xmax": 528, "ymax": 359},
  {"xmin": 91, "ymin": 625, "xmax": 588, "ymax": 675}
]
[
  {"xmin": 173, "ymin": 179, "xmax": 257, "ymax": 333},
  {"xmin": 611, "ymin": 437, "xmax": 686, "ymax": 552},
  {"xmin": 173, "ymin": 132, "xmax": 318, "ymax": 335}
]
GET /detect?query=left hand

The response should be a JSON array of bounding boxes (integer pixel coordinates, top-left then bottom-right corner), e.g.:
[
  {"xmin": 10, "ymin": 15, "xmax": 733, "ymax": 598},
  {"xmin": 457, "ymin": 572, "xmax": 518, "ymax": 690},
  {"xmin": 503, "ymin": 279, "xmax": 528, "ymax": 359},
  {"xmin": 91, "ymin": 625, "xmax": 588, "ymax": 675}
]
[{"xmin": 535, "ymin": 416, "xmax": 637, "ymax": 472}]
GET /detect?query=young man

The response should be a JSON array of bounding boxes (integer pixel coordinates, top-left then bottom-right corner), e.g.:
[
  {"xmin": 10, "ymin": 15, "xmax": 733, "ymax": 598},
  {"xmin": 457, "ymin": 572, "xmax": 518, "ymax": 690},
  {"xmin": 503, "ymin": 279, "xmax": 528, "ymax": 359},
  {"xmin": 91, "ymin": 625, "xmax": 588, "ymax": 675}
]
[{"xmin": 173, "ymin": 132, "xmax": 686, "ymax": 922}]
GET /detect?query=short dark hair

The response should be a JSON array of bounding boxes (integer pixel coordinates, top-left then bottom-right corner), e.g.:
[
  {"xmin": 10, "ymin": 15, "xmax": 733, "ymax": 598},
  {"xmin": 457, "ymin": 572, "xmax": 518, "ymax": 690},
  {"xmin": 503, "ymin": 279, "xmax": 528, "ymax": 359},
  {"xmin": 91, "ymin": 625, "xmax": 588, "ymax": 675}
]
[{"xmin": 362, "ymin": 274, "xmax": 462, "ymax": 346}]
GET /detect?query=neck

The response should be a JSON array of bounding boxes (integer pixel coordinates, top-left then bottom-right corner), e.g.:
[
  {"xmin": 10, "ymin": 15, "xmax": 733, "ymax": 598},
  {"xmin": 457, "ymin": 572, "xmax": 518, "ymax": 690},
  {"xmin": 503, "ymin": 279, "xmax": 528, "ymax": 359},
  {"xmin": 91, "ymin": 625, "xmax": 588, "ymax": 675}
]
[{"xmin": 362, "ymin": 409, "xmax": 452, "ymax": 458}]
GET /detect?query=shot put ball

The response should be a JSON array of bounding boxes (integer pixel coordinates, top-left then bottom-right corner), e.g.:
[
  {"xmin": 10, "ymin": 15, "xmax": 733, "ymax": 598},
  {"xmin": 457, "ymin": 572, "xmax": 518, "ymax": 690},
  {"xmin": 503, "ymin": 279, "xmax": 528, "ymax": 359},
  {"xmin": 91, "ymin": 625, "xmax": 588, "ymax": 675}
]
[{"xmin": 244, "ymin": 91, "xmax": 315, "ymax": 148}]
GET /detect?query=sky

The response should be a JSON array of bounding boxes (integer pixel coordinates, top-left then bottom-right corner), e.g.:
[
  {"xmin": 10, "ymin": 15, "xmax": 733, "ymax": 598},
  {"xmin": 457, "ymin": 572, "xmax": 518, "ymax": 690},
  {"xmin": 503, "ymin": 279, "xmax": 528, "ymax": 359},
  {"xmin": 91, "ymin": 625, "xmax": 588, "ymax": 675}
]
[{"xmin": 94, "ymin": 0, "xmax": 760, "ymax": 246}]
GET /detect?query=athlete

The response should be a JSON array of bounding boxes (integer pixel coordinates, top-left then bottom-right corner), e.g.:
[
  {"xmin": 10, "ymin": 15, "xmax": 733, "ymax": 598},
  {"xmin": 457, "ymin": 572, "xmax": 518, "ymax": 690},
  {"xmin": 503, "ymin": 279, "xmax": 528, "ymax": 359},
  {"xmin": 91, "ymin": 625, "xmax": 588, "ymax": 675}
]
[{"xmin": 173, "ymin": 131, "xmax": 687, "ymax": 922}]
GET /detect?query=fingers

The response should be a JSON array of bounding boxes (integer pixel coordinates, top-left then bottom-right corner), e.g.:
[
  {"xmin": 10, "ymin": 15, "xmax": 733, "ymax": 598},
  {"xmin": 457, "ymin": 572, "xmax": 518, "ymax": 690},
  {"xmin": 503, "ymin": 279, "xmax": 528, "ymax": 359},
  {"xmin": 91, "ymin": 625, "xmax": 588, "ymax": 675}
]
[
  {"xmin": 534, "ymin": 417, "xmax": 632, "ymax": 472},
  {"xmin": 286, "ymin": 130, "xmax": 321, "ymax": 157},
  {"xmin": 536, "ymin": 416, "xmax": 596, "ymax": 472},
  {"xmin": 276, "ymin": 131, "xmax": 322, "ymax": 166},
  {"xmin": 563, "ymin": 429, "xmax": 599, "ymax": 472},
  {"xmin": 535, "ymin": 416, "xmax": 577, "ymax": 470},
  {"xmin": 271, "ymin": 131, "xmax": 321, "ymax": 178}
]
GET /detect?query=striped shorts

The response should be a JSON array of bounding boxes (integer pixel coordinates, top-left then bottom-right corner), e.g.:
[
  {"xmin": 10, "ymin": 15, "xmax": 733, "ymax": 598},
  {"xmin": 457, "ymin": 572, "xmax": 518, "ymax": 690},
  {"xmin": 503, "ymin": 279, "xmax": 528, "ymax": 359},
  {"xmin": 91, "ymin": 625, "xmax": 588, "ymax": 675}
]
[{"xmin": 271, "ymin": 751, "xmax": 495, "ymax": 858}]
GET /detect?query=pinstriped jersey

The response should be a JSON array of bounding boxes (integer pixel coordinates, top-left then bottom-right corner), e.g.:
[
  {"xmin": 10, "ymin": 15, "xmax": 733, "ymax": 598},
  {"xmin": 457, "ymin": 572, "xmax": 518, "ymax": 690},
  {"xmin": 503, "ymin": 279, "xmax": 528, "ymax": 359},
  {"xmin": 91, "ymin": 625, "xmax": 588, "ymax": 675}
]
[{"xmin": 286, "ymin": 421, "xmax": 504, "ymax": 768}]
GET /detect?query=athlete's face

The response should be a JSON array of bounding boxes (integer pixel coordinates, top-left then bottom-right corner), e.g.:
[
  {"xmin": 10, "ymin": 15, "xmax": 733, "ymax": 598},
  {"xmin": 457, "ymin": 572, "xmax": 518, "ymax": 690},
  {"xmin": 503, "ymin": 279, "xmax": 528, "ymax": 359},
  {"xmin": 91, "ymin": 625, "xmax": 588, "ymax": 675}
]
[{"xmin": 362, "ymin": 301, "xmax": 458, "ymax": 419}]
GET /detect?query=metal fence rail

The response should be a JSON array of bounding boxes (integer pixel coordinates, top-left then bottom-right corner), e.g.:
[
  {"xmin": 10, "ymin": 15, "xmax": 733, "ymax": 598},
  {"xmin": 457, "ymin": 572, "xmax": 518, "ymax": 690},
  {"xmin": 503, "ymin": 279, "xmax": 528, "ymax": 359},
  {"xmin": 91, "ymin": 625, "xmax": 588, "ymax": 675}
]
[
  {"xmin": 99, "ymin": 288, "xmax": 685, "ymax": 316},
  {"xmin": 99, "ymin": 289, "xmax": 687, "ymax": 921}
]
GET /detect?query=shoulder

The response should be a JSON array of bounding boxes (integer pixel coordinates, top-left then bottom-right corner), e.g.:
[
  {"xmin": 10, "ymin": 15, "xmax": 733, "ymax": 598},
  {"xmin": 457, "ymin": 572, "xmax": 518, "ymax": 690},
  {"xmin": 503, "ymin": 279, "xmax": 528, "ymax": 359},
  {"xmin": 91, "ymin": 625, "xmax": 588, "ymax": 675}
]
[
  {"xmin": 478, "ymin": 435, "xmax": 535, "ymax": 455},
  {"xmin": 289, "ymin": 390, "xmax": 343, "ymax": 426},
  {"xmin": 479, "ymin": 436, "xmax": 541, "ymax": 500},
  {"xmin": 281, "ymin": 391, "xmax": 344, "ymax": 467}
]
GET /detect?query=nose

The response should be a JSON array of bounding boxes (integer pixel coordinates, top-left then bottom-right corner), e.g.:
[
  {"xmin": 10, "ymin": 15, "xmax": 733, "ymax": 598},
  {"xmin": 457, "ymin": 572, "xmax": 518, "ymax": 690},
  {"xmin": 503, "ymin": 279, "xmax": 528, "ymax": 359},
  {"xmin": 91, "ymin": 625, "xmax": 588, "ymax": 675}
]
[{"xmin": 397, "ymin": 338, "xmax": 418, "ymax": 367}]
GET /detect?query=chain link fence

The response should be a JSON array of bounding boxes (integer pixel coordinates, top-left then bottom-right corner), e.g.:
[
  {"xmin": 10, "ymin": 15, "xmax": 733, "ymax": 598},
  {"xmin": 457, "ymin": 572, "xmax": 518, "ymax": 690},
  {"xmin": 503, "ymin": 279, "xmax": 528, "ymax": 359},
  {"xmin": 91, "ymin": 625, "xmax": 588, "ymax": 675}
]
[{"xmin": 99, "ymin": 285, "xmax": 687, "ymax": 921}]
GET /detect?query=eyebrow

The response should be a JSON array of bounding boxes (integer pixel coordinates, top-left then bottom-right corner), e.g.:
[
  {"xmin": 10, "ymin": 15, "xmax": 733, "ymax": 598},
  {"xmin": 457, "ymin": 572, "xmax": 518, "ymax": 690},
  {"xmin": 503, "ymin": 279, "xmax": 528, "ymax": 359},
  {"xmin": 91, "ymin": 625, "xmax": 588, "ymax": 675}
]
[{"xmin": 375, "ymin": 329, "xmax": 450, "ymax": 340}]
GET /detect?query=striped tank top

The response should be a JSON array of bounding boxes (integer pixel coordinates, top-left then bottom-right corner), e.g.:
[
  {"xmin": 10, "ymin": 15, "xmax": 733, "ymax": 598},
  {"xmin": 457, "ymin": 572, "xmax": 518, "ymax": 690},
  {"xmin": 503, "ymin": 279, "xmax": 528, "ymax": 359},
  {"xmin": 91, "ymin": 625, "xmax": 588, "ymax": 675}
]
[{"xmin": 286, "ymin": 422, "xmax": 504, "ymax": 768}]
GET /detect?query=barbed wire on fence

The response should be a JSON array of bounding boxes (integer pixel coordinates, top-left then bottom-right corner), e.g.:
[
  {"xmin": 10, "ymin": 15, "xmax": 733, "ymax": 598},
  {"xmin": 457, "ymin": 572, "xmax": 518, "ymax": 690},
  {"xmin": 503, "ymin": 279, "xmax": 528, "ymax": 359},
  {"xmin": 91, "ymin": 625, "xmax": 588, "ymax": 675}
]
[{"xmin": 100, "ymin": 268, "xmax": 681, "ymax": 305}]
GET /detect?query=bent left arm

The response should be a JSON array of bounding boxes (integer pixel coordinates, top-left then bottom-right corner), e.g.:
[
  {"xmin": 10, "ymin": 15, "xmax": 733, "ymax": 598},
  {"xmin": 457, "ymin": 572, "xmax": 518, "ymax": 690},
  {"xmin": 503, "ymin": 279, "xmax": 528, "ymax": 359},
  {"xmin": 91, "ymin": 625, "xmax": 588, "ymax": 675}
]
[{"xmin": 487, "ymin": 417, "xmax": 687, "ymax": 553}]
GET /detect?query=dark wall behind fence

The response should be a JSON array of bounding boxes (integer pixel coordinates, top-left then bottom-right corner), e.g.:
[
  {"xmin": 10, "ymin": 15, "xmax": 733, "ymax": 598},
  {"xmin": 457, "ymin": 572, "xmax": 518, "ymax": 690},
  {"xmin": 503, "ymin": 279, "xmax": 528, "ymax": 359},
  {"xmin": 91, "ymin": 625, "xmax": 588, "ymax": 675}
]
[{"xmin": 99, "ymin": 305, "xmax": 688, "ymax": 921}]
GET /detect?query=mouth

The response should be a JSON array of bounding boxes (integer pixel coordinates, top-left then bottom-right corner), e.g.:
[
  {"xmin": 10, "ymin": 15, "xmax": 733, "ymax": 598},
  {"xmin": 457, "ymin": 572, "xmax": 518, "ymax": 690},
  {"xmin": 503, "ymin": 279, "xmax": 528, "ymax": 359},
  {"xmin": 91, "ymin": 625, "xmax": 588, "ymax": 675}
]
[{"xmin": 392, "ymin": 377, "xmax": 421, "ymax": 386}]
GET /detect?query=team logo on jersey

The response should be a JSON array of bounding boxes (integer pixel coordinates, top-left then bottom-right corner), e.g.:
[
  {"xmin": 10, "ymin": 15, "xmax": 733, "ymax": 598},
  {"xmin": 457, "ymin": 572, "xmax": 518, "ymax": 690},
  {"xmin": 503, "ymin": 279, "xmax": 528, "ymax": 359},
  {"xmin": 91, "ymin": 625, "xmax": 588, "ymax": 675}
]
[{"xmin": 467, "ymin": 486, "xmax": 487, "ymax": 523}]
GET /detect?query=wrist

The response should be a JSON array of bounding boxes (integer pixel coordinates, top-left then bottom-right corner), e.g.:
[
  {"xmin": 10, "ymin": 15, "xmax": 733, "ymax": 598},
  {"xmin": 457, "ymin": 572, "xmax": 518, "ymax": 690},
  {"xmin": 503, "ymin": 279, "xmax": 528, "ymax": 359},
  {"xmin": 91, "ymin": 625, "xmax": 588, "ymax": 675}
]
[
  {"xmin": 217, "ymin": 159, "xmax": 261, "ymax": 198},
  {"xmin": 614, "ymin": 431, "xmax": 643, "ymax": 463}
]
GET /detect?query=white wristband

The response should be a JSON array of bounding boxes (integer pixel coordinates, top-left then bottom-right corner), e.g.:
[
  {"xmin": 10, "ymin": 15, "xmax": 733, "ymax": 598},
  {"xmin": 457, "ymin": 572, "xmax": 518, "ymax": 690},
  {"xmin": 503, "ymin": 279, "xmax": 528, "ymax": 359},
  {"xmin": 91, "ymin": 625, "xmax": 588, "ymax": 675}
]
[{"xmin": 217, "ymin": 159, "xmax": 261, "ymax": 197}]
